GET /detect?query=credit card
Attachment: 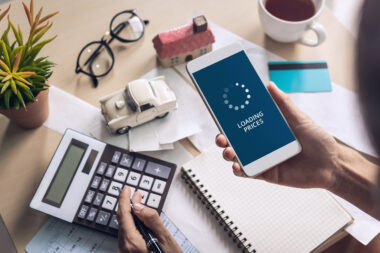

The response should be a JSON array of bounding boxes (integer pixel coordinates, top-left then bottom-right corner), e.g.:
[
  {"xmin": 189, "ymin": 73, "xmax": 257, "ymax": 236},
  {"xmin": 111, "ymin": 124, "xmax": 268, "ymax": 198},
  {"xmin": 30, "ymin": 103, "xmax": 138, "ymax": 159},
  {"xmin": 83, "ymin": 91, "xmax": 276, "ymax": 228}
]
[{"xmin": 268, "ymin": 60, "xmax": 332, "ymax": 93}]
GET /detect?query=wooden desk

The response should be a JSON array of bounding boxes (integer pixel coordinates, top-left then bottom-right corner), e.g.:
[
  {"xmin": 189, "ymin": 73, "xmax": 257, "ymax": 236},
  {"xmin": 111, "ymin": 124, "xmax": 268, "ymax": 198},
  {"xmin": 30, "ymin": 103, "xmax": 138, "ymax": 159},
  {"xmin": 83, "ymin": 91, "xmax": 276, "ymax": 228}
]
[{"xmin": 0, "ymin": 0, "xmax": 369, "ymax": 252}]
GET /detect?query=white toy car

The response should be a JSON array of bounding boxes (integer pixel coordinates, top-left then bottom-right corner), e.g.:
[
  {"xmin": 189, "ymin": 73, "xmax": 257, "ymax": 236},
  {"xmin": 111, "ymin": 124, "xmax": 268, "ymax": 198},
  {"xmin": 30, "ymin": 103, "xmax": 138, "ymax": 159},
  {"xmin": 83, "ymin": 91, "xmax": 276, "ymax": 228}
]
[{"xmin": 99, "ymin": 76, "xmax": 177, "ymax": 134}]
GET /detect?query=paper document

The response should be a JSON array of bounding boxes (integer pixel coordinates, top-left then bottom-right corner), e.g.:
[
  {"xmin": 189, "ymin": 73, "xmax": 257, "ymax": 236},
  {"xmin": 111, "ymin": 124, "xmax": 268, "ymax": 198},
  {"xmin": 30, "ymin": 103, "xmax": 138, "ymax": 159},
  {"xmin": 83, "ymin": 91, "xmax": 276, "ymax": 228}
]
[
  {"xmin": 44, "ymin": 85, "xmax": 129, "ymax": 149},
  {"xmin": 127, "ymin": 67, "xmax": 203, "ymax": 152},
  {"xmin": 26, "ymin": 213, "xmax": 198, "ymax": 253}
]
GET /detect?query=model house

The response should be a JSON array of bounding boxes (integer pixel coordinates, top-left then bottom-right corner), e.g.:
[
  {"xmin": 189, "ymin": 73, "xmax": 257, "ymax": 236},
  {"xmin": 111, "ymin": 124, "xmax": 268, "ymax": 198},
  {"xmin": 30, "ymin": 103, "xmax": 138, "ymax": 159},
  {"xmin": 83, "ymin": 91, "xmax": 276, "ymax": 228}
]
[{"xmin": 152, "ymin": 15, "xmax": 215, "ymax": 67}]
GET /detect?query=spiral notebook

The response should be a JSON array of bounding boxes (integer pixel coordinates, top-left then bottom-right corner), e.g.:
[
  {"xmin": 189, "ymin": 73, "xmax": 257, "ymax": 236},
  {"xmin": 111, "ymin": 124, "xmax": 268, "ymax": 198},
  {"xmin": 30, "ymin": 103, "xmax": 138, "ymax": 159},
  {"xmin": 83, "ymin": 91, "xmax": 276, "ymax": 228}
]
[{"xmin": 181, "ymin": 147, "xmax": 353, "ymax": 253}]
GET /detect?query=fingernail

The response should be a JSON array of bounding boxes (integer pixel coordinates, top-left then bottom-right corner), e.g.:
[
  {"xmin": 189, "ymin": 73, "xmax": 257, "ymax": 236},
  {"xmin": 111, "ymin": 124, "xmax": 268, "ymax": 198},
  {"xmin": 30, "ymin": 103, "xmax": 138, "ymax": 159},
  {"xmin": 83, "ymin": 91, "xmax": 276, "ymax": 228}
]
[{"xmin": 133, "ymin": 203, "xmax": 144, "ymax": 212}]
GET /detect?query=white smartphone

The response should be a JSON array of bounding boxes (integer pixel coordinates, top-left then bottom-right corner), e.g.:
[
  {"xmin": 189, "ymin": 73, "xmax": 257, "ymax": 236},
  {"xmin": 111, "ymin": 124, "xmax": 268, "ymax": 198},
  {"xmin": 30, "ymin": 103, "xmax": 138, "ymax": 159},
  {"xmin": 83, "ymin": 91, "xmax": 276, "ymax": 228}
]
[{"xmin": 186, "ymin": 42, "xmax": 301, "ymax": 177}]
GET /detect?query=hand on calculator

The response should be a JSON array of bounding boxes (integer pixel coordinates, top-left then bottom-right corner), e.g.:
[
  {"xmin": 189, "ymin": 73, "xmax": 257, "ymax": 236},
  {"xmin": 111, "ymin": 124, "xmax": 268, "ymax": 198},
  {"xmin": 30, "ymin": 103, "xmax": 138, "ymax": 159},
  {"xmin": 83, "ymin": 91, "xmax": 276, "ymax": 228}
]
[{"xmin": 117, "ymin": 186, "xmax": 182, "ymax": 253}]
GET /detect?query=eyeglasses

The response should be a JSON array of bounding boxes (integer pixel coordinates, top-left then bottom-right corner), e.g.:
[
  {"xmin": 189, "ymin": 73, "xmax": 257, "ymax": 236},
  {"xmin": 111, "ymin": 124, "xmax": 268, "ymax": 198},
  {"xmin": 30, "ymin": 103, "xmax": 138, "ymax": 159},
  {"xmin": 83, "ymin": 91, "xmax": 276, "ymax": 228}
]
[{"xmin": 75, "ymin": 10, "xmax": 149, "ymax": 87}]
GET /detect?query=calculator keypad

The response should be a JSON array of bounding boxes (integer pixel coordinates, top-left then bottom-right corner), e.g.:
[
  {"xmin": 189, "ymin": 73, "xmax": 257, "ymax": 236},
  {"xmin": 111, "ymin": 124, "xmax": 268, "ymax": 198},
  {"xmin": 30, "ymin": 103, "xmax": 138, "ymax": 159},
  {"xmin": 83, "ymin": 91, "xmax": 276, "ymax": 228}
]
[
  {"xmin": 97, "ymin": 162, "xmax": 107, "ymax": 175},
  {"xmin": 102, "ymin": 195, "xmax": 117, "ymax": 210},
  {"xmin": 139, "ymin": 175, "xmax": 154, "ymax": 190},
  {"xmin": 74, "ymin": 146, "xmax": 176, "ymax": 237},
  {"xmin": 93, "ymin": 193, "xmax": 104, "ymax": 206},
  {"xmin": 99, "ymin": 179, "xmax": 110, "ymax": 192},
  {"xmin": 91, "ymin": 176, "xmax": 101, "ymax": 189},
  {"xmin": 137, "ymin": 189, "xmax": 149, "ymax": 204},
  {"xmin": 108, "ymin": 181, "xmax": 122, "ymax": 196},
  {"xmin": 84, "ymin": 190, "xmax": 95, "ymax": 203},
  {"xmin": 114, "ymin": 167, "xmax": 128, "ymax": 182},
  {"xmin": 127, "ymin": 171, "xmax": 141, "ymax": 186},
  {"xmin": 96, "ymin": 211, "xmax": 111, "ymax": 225},
  {"xmin": 105, "ymin": 165, "xmax": 116, "ymax": 178},
  {"xmin": 87, "ymin": 208, "xmax": 98, "ymax": 222},
  {"xmin": 152, "ymin": 179, "xmax": 166, "ymax": 194}
]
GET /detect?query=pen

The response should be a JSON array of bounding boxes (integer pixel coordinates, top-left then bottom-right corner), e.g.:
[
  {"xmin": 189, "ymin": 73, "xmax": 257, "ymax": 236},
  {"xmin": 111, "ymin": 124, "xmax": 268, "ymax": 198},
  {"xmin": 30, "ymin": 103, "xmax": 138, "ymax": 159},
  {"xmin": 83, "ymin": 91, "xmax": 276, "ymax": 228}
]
[{"xmin": 117, "ymin": 187, "xmax": 165, "ymax": 253}]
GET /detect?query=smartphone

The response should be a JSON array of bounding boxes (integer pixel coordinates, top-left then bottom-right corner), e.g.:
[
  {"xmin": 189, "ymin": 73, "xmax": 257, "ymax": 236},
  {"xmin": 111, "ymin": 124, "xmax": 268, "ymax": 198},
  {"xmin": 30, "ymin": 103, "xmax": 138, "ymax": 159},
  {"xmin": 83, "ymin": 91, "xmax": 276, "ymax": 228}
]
[{"xmin": 186, "ymin": 43, "xmax": 301, "ymax": 177}]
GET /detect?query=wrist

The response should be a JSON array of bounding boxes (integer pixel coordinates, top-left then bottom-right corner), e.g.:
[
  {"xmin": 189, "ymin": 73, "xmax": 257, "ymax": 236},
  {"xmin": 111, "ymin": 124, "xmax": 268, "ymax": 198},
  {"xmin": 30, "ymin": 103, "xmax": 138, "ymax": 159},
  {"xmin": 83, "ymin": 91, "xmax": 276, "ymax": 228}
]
[{"xmin": 329, "ymin": 143, "xmax": 378, "ymax": 216}]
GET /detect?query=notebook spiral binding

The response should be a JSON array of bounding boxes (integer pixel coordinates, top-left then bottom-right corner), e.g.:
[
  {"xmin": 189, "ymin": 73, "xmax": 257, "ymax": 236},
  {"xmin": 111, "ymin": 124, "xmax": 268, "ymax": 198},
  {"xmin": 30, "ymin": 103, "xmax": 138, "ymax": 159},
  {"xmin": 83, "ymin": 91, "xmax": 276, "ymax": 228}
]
[{"xmin": 181, "ymin": 168, "xmax": 257, "ymax": 253}]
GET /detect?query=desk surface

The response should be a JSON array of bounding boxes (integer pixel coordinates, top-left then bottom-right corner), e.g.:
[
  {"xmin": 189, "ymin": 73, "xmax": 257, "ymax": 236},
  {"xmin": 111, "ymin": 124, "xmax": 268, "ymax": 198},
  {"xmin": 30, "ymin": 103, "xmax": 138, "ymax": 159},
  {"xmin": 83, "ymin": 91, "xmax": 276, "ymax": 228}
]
[{"xmin": 0, "ymin": 0, "xmax": 365, "ymax": 252}]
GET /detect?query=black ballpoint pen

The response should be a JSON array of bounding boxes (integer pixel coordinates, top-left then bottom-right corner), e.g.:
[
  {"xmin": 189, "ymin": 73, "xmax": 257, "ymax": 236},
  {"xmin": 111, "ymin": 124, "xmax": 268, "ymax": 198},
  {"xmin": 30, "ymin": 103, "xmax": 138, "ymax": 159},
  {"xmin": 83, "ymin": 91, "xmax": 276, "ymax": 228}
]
[{"xmin": 117, "ymin": 187, "xmax": 165, "ymax": 253}]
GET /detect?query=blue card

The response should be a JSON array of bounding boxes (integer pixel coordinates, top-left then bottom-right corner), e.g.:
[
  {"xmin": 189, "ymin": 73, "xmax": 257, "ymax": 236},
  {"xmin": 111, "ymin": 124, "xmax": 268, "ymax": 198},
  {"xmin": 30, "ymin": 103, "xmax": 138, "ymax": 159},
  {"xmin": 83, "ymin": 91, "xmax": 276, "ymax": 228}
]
[{"xmin": 268, "ymin": 60, "xmax": 332, "ymax": 93}]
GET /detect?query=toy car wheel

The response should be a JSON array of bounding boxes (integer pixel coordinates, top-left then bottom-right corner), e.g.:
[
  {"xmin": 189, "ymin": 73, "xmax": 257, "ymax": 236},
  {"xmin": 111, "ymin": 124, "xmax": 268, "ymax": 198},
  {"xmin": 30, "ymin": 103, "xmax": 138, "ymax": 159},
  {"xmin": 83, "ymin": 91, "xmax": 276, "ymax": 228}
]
[
  {"xmin": 116, "ymin": 126, "xmax": 131, "ymax": 135},
  {"xmin": 156, "ymin": 112, "xmax": 169, "ymax": 119}
]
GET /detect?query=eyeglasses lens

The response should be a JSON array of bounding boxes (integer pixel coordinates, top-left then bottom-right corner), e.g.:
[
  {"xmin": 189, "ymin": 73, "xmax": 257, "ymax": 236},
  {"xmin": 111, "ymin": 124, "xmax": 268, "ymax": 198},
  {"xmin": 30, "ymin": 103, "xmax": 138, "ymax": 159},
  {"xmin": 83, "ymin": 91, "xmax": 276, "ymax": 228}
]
[
  {"xmin": 111, "ymin": 12, "xmax": 144, "ymax": 41},
  {"xmin": 78, "ymin": 42, "xmax": 113, "ymax": 76}
]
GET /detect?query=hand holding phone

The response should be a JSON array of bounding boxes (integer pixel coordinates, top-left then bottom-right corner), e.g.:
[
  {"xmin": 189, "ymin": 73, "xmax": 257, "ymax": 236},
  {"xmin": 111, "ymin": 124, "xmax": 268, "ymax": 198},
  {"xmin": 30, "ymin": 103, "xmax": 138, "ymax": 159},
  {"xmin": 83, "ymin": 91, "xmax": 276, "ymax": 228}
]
[
  {"xmin": 187, "ymin": 43, "xmax": 302, "ymax": 177},
  {"xmin": 217, "ymin": 81, "xmax": 342, "ymax": 191}
]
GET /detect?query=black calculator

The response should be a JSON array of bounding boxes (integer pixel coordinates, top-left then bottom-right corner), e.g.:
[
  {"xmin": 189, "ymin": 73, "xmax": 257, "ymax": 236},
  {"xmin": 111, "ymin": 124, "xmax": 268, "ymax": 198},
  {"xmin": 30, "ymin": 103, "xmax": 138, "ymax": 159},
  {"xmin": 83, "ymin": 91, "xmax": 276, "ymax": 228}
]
[{"xmin": 30, "ymin": 129, "xmax": 176, "ymax": 237}]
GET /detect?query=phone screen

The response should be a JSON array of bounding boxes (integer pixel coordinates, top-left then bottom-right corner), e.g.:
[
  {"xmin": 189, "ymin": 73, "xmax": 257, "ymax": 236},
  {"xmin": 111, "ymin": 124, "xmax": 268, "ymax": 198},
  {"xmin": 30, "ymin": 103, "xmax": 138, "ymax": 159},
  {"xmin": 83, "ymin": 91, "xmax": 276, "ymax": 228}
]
[{"xmin": 192, "ymin": 50, "xmax": 296, "ymax": 166}]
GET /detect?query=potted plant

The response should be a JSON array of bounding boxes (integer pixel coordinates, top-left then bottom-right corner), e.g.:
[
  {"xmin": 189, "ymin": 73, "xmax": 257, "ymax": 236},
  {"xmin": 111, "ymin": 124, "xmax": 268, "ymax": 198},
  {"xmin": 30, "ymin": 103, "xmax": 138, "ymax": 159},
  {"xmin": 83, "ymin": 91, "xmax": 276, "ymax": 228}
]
[{"xmin": 0, "ymin": 0, "xmax": 58, "ymax": 128}]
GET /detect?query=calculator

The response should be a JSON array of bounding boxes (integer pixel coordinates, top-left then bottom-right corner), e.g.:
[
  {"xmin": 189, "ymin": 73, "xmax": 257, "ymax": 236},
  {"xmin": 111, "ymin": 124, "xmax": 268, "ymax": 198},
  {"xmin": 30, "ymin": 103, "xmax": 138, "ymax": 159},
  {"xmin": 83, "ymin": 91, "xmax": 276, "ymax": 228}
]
[{"xmin": 30, "ymin": 129, "xmax": 176, "ymax": 236}]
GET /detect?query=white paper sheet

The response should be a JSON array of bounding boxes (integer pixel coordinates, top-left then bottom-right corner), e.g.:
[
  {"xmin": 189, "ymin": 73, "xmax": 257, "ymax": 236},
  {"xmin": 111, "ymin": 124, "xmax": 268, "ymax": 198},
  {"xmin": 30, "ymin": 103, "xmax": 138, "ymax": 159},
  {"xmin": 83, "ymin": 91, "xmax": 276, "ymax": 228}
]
[
  {"xmin": 127, "ymin": 67, "xmax": 203, "ymax": 152},
  {"xmin": 175, "ymin": 22, "xmax": 380, "ymax": 245},
  {"xmin": 44, "ymin": 85, "xmax": 129, "ymax": 148}
]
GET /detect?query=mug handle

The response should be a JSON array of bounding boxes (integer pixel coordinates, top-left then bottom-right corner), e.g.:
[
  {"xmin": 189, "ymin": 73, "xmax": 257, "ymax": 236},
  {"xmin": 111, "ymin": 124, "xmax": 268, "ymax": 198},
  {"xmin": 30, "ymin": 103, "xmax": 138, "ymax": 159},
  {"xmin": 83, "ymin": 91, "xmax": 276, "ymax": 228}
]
[{"xmin": 298, "ymin": 22, "xmax": 326, "ymax": 47}]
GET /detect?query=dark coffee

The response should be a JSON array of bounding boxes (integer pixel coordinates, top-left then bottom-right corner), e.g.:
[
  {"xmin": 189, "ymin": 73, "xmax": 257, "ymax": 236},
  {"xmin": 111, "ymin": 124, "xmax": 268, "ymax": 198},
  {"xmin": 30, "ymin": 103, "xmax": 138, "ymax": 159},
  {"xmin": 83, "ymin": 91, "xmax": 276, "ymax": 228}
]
[{"xmin": 265, "ymin": 0, "xmax": 315, "ymax": 22}]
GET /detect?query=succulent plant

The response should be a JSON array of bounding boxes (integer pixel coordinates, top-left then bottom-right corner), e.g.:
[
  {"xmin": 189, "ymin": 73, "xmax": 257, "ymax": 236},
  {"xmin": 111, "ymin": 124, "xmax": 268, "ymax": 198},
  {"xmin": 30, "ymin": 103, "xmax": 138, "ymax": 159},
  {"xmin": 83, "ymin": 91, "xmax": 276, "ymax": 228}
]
[{"xmin": 0, "ymin": 0, "xmax": 58, "ymax": 110}]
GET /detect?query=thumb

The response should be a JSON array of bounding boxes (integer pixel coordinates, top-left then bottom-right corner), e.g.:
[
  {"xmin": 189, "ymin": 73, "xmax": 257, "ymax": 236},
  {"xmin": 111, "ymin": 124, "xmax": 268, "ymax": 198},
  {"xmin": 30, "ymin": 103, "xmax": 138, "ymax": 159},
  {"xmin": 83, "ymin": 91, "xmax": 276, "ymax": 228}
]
[
  {"xmin": 132, "ymin": 203, "xmax": 169, "ymax": 240},
  {"xmin": 267, "ymin": 81, "xmax": 309, "ymax": 127}
]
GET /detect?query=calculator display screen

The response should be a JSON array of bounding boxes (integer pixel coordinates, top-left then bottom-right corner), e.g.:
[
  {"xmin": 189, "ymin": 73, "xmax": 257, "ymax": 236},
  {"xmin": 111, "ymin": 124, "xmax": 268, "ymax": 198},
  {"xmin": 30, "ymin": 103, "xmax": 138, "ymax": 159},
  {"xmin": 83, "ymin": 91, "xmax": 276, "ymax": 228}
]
[{"xmin": 43, "ymin": 140, "xmax": 88, "ymax": 207}]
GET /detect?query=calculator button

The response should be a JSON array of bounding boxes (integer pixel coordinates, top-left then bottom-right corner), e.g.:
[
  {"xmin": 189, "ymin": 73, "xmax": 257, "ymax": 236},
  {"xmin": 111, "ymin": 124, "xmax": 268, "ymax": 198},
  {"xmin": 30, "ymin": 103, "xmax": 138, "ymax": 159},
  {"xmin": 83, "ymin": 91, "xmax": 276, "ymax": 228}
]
[
  {"xmin": 105, "ymin": 165, "xmax": 116, "ymax": 178},
  {"xmin": 93, "ymin": 192, "xmax": 104, "ymax": 206},
  {"xmin": 147, "ymin": 193, "xmax": 161, "ymax": 209},
  {"xmin": 114, "ymin": 167, "xmax": 128, "ymax": 182},
  {"xmin": 132, "ymin": 158, "xmax": 146, "ymax": 171},
  {"xmin": 78, "ymin": 205, "xmax": 88, "ymax": 219},
  {"xmin": 112, "ymin": 151, "xmax": 121, "ymax": 164},
  {"xmin": 120, "ymin": 154, "xmax": 133, "ymax": 167},
  {"xmin": 145, "ymin": 162, "xmax": 171, "ymax": 179},
  {"xmin": 97, "ymin": 162, "xmax": 107, "ymax": 175},
  {"xmin": 152, "ymin": 179, "xmax": 166, "ymax": 194},
  {"xmin": 126, "ymin": 171, "xmax": 141, "ymax": 186},
  {"xmin": 139, "ymin": 175, "xmax": 154, "ymax": 190},
  {"xmin": 96, "ymin": 210, "xmax": 111, "ymax": 226},
  {"xmin": 84, "ymin": 190, "xmax": 95, "ymax": 203},
  {"xmin": 109, "ymin": 214, "xmax": 119, "ymax": 230},
  {"xmin": 108, "ymin": 181, "xmax": 123, "ymax": 196},
  {"xmin": 137, "ymin": 189, "xmax": 148, "ymax": 204},
  {"xmin": 102, "ymin": 195, "xmax": 117, "ymax": 210},
  {"xmin": 91, "ymin": 176, "xmax": 101, "ymax": 189},
  {"xmin": 99, "ymin": 178, "xmax": 110, "ymax": 192},
  {"xmin": 86, "ymin": 208, "xmax": 98, "ymax": 222}
]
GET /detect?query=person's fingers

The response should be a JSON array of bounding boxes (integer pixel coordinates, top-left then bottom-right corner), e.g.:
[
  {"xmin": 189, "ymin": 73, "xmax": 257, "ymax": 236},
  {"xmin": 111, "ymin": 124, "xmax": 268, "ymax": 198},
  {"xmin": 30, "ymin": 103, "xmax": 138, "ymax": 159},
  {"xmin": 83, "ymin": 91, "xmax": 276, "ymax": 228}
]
[
  {"xmin": 232, "ymin": 162, "xmax": 246, "ymax": 177},
  {"xmin": 132, "ymin": 203, "xmax": 170, "ymax": 241},
  {"xmin": 216, "ymin": 134, "xmax": 229, "ymax": 147},
  {"xmin": 117, "ymin": 187, "xmax": 139, "ymax": 239},
  {"xmin": 223, "ymin": 147, "xmax": 236, "ymax": 161},
  {"xmin": 132, "ymin": 191, "xmax": 142, "ymax": 204},
  {"xmin": 267, "ymin": 82, "xmax": 309, "ymax": 127}
]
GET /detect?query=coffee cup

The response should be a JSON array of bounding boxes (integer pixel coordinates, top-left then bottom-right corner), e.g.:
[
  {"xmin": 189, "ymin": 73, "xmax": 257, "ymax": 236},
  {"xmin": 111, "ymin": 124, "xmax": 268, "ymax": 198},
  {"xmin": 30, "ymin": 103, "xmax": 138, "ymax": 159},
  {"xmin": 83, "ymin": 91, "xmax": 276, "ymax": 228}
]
[{"xmin": 258, "ymin": 0, "xmax": 326, "ymax": 47}]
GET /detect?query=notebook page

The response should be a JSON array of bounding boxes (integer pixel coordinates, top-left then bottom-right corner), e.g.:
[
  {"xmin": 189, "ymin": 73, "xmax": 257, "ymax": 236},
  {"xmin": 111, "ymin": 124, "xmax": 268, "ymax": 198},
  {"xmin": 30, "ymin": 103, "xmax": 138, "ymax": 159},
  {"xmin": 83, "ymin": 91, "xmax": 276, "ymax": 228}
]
[{"xmin": 183, "ymin": 147, "xmax": 352, "ymax": 253}]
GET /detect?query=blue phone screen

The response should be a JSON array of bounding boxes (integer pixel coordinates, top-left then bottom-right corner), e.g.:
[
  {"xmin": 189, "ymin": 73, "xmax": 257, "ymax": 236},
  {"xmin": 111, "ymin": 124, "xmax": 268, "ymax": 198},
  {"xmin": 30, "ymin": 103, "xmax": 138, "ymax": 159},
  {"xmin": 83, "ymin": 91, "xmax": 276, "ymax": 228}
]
[{"xmin": 193, "ymin": 50, "xmax": 296, "ymax": 166}]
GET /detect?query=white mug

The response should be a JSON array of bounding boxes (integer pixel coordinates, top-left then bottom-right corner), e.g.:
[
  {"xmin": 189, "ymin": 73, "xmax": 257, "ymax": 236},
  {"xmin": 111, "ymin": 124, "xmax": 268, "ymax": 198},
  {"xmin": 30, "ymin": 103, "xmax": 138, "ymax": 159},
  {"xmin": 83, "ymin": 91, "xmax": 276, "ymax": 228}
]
[{"xmin": 258, "ymin": 0, "xmax": 326, "ymax": 47}]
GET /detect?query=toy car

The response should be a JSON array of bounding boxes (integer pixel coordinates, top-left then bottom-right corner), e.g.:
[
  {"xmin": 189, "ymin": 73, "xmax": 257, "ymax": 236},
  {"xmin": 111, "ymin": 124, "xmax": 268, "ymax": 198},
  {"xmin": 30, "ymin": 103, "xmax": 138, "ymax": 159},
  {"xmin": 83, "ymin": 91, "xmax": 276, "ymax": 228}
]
[{"xmin": 99, "ymin": 76, "xmax": 177, "ymax": 134}]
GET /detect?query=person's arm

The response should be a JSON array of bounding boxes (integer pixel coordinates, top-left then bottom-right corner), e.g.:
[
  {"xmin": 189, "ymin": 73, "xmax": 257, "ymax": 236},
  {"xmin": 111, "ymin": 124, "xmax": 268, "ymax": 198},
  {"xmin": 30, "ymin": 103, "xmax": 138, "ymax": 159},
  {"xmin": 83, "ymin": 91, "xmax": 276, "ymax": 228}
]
[
  {"xmin": 216, "ymin": 82, "xmax": 380, "ymax": 219},
  {"xmin": 332, "ymin": 144, "xmax": 379, "ymax": 217}
]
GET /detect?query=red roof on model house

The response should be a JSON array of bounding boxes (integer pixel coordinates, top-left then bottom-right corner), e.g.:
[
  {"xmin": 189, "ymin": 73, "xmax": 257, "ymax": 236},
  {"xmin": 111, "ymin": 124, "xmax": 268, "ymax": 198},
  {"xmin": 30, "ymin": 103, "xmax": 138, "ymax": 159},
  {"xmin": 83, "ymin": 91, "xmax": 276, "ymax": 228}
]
[{"xmin": 152, "ymin": 23, "xmax": 215, "ymax": 59}]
